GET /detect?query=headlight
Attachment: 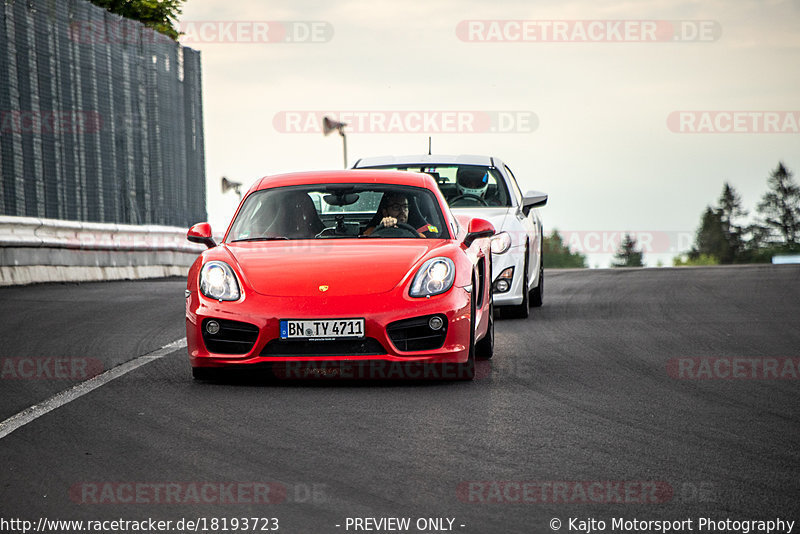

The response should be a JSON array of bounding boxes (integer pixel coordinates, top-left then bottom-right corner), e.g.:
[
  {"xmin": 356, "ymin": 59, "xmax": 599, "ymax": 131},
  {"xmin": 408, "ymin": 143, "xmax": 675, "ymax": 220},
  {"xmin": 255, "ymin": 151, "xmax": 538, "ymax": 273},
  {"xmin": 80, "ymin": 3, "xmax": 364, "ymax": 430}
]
[
  {"xmin": 409, "ymin": 257, "xmax": 456, "ymax": 298},
  {"xmin": 199, "ymin": 261, "xmax": 241, "ymax": 301},
  {"xmin": 491, "ymin": 231, "xmax": 512, "ymax": 254}
]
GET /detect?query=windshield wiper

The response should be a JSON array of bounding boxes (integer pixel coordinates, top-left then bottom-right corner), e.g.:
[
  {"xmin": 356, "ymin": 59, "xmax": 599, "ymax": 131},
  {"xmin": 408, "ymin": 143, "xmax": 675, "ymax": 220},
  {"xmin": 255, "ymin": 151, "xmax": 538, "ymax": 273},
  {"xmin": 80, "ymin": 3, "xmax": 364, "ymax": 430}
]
[{"xmin": 230, "ymin": 236, "xmax": 289, "ymax": 242}]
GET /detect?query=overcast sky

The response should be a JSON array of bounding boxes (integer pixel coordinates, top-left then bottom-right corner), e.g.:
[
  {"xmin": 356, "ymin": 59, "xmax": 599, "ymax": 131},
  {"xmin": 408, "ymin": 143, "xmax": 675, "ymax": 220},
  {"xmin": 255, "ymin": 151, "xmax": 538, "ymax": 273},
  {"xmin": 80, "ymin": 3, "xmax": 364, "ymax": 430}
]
[{"xmin": 177, "ymin": 0, "xmax": 800, "ymax": 267}]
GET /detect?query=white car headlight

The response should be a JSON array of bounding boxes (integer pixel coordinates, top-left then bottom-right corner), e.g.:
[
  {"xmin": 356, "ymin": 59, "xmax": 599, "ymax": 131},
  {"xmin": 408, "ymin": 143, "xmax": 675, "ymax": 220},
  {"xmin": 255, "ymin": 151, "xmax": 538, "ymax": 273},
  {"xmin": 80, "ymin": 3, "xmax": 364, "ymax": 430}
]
[
  {"xmin": 409, "ymin": 257, "xmax": 455, "ymax": 298},
  {"xmin": 491, "ymin": 231, "xmax": 512, "ymax": 254},
  {"xmin": 199, "ymin": 261, "xmax": 241, "ymax": 301}
]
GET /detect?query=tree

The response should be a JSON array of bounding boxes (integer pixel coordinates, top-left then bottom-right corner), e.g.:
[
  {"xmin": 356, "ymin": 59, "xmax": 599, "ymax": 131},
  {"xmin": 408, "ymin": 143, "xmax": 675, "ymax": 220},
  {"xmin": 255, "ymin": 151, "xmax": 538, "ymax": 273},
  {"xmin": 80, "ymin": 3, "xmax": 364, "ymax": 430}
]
[
  {"xmin": 542, "ymin": 230, "xmax": 587, "ymax": 268},
  {"xmin": 756, "ymin": 162, "xmax": 800, "ymax": 247},
  {"xmin": 88, "ymin": 0, "xmax": 185, "ymax": 41},
  {"xmin": 716, "ymin": 182, "xmax": 747, "ymax": 262},
  {"xmin": 611, "ymin": 234, "xmax": 643, "ymax": 267},
  {"xmin": 678, "ymin": 164, "xmax": 800, "ymax": 266},
  {"xmin": 692, "ymin": 207, "xmax": 728, "ymax": 262},
  {"xmin": 686, "ymin": 183, "xmax": 747, "ymax": 264}
]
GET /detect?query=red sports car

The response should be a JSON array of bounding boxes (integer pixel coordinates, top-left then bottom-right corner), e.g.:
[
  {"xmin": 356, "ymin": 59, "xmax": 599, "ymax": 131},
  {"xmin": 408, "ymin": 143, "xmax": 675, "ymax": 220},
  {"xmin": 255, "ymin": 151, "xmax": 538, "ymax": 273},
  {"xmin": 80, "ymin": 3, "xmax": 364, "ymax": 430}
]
[{"xmin": 185, "ymin": 170, "xmax": 495, "ymax": 380}]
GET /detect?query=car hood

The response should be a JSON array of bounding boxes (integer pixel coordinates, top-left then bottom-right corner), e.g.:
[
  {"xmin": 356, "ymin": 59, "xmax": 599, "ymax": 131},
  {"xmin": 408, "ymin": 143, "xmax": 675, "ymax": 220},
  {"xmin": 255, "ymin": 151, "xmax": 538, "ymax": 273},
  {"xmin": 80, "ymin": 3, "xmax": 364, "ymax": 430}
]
[{"xmin": 224, "ymin": 240, "xmax": 447, "ymax": 297}]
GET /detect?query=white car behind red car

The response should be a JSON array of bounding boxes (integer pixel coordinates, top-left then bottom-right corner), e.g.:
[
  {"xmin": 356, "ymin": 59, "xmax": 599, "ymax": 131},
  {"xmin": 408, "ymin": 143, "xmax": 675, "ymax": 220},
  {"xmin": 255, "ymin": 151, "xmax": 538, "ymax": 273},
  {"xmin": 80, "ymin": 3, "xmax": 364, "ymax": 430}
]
[{"xmin": 353, "ymin": 154, "xmax": 547, "ymax": 318}]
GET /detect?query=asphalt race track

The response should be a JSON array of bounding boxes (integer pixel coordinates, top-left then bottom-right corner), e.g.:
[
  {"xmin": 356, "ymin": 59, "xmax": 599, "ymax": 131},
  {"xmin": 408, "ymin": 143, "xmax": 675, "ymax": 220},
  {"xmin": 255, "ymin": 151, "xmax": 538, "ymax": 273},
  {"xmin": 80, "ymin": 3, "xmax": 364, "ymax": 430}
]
[{"xmin": 1, "ymin": 265, "xmax": 799, "ymax": 534}]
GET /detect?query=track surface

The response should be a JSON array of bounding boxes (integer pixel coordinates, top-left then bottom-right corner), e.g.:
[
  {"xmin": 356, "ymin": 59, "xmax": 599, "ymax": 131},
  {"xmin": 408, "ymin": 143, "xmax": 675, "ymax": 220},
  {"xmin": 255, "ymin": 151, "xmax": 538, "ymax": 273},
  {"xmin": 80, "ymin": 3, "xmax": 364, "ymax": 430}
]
[{"xmin": 1, "ymin": 266, "xmax": 799, "ymax": 533}]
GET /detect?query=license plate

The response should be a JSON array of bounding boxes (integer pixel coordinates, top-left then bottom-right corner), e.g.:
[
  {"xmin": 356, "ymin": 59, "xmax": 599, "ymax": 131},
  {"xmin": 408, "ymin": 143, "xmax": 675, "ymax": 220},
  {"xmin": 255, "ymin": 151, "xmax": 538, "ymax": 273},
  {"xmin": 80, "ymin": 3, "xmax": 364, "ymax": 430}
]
[{"xmin": 280, "ymin": 318, "xmax": 365, "ymax": 340}]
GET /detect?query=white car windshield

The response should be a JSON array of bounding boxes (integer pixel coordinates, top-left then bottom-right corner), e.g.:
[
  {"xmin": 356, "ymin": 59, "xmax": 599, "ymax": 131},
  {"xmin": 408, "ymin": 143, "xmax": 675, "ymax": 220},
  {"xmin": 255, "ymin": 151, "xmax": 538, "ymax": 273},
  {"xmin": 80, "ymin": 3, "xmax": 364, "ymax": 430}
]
[{"xmin": 366, "ymin": 165, "xmax": 512, "ymax": 208}]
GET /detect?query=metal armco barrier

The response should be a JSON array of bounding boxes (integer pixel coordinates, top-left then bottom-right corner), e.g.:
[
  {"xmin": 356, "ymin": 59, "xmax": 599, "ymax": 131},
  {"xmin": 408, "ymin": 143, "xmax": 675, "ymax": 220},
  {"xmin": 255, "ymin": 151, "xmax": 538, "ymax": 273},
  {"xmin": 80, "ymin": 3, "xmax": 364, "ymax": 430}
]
[{"xmin": 0, "ymin": 215, "xmax": 207, "ymax": 285}]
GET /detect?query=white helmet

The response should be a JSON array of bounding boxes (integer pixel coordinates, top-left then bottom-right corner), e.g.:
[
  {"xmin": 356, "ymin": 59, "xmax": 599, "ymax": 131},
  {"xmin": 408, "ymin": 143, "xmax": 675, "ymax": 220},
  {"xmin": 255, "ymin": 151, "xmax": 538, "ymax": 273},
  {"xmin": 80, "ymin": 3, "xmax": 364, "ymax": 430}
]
[{"xmin": 456, "ymin": 167, "xmax": 489, "ymax": 197}]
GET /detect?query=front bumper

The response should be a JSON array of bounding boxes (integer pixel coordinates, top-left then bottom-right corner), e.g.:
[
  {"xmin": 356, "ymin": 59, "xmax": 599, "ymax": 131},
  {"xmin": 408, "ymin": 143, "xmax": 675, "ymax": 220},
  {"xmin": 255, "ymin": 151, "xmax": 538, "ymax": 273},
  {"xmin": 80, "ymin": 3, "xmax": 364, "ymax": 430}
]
[
  {"xmin": 186, "ymin": 287, "xmax": 473, "ymax": 369},
  {"xmin": 491, "ymin": 246, "xmax": 526, "ymax": 306}
]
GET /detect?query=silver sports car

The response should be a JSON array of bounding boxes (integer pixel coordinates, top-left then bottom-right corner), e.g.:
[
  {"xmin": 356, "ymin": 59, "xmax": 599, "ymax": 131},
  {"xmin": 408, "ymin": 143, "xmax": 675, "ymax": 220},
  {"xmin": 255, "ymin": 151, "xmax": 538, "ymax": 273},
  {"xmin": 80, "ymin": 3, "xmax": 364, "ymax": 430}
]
[{"xmin": 353, "ymin": 154, "xmax": 547, "ymax": 318}]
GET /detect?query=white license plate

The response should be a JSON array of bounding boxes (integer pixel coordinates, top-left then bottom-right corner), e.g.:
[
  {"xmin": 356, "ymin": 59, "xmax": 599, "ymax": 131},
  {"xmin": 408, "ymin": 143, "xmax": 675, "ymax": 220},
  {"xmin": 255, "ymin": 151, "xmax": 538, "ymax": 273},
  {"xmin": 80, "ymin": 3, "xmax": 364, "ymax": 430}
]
[{"xmin": 280, "ymin": 318, "xmax": 365, "ymax": 340}]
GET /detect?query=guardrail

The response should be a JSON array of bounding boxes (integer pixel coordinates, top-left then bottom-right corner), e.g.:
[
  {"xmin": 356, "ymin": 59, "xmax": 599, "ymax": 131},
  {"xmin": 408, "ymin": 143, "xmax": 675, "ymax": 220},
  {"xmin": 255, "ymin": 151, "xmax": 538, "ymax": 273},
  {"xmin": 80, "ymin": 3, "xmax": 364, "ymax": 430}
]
[{"xmin": 0, "ymin": 216, "xmax": 209, "ymax": 286}]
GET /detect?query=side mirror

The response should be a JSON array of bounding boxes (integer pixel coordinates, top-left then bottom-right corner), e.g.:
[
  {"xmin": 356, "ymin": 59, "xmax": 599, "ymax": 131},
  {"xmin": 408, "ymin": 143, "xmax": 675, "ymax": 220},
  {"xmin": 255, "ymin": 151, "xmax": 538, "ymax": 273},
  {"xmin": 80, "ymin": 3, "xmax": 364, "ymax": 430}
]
[
  {"xmin": 521, "ymin": 190, "xmax": 548, "ymax": 216},
  {"xmin": 187, "ymin": 222, "xmax": 216, "ymax": 249},
  {"xmin": 463, "ymin": 218, "xmax": 495, "ymax": 247}
]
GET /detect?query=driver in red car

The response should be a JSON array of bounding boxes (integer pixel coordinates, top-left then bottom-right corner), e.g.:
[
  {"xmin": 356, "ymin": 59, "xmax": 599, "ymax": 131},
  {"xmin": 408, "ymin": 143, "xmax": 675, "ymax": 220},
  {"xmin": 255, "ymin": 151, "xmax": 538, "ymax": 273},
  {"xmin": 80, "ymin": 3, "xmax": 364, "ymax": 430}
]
[{"xmin": 363, "ymin": 192, "xmax": 434, "ymax": 237}]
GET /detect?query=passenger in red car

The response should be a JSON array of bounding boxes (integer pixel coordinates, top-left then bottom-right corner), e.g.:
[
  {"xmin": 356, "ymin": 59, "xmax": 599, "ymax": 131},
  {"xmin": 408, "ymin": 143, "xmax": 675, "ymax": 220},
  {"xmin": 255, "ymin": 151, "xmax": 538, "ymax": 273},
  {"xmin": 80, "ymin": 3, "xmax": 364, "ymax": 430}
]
[{"xmin": 268, "ymin": 191, "xmax": 325, "ymax": 238}]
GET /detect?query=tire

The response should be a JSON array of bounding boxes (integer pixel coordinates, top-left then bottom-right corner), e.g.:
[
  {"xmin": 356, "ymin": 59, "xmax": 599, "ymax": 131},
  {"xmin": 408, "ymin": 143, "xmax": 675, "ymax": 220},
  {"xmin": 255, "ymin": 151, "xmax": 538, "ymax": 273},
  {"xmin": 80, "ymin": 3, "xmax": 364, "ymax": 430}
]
[
  {"xmin": 455, "ymin": 283, "xmax": 476, "ymax": 380},
  {"xmin": 530, "ymin": 240, "xmax": 544, "ymax": 308},
  {"xmin": 505, "ymin": 247, "xmax": 530, "ymax": 319},
  {"xmin": 475, "ymin": 299, "xmax": 494, "ymax": 360}
]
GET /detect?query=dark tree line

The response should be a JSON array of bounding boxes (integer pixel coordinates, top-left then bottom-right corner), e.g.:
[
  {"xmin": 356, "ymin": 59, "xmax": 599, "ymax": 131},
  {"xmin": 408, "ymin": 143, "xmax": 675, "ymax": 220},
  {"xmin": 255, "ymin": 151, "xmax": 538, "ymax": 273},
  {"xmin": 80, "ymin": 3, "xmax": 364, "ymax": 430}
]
[
  {"xmin": 541, "ymin": 231, "xmax": 645, "ymax": 268},
  {"xmin": 541, "ymin": 230, "xmax": 643, "ymax": 268},
  {"xmin": 542, "ymin": 230, "xmax": 588, "ymax": 268},
  {"xmin": 680, "ymin": 162, "xmax": 800, "ymax": 265}
]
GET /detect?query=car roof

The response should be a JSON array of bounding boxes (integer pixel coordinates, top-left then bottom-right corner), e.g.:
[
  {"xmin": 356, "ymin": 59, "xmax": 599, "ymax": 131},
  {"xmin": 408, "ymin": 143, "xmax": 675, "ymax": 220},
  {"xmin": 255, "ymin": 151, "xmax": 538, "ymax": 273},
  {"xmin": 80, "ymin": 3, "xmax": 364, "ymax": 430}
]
[
  {"xmin": 250, "ymin": 169, "xmax": 439, "ymax": 193},
  {"xmin": 353, "ymin": 154, "xmax": 497, "ymax": 168}
]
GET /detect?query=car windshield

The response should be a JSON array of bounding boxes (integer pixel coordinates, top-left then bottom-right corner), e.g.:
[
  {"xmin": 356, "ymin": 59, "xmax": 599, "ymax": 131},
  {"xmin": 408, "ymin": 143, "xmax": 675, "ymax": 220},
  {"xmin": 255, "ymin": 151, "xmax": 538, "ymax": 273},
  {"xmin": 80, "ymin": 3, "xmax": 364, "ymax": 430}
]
[
  {"xmin": 226, "ymin": 184, "xmax": 449, "ymax": 242},
  {"xmin": 366, "ymin": 165, "xmax": 511, "ymax": 208}
]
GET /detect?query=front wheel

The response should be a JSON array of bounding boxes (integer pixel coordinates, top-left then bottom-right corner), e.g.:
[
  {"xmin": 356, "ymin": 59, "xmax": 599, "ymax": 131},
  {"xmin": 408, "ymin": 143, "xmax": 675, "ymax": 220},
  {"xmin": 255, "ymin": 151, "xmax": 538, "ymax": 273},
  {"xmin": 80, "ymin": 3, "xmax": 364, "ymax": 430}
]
[
  {"xmin": 455, "ymin": 287, "xmax": 476, "ymax": 380},
  {"xmin": 530, "ymin": 242, "xmax": 544, "ymax": 308},
  {"xmin": 475, "ymin": 300, "xmax": 494, "ymax": 360},
  {"xmin": 505, "ymin": 251, "xmax": 530, "ymax": 319}
]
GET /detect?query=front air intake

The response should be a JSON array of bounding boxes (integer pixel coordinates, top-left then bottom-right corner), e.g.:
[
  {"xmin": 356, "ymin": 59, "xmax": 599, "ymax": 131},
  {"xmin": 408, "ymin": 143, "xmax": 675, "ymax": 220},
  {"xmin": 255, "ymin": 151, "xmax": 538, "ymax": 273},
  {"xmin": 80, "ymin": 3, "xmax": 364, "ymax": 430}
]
[
  {"xmin": 201, "ymin": 318, "xmax": 259, "ymax": 355},
  {"xmin": 386, "ymin": 314, "xmax": 448, "ymax": 352}
]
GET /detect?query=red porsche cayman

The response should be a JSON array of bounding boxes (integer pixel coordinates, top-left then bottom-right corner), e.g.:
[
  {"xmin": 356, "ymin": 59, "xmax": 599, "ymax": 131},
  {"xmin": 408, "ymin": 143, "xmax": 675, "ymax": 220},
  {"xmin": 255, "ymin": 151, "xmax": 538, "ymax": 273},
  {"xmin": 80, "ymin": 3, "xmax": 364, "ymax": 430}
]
[{"xmin": 185, "ymin": 170, "xmax": 495, "ymax": 380}]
